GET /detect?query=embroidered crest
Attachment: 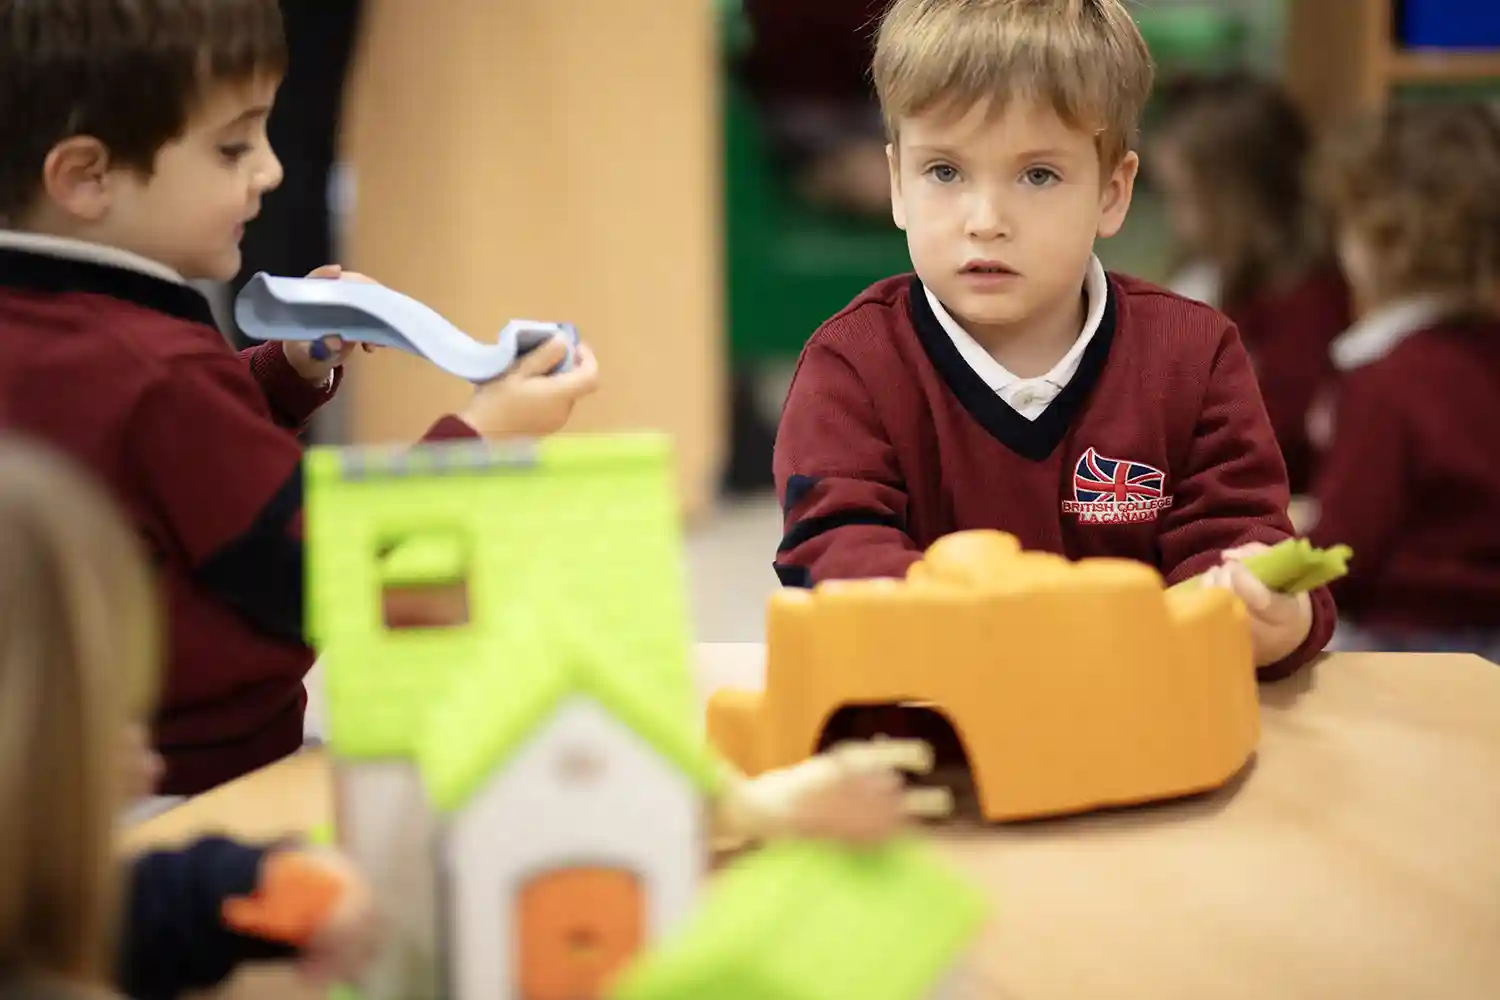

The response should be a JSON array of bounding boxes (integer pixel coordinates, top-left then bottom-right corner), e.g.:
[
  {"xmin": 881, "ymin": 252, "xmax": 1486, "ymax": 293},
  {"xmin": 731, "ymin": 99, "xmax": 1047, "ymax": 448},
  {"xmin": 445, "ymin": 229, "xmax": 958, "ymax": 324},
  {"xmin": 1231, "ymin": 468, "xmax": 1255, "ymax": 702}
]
[{"xmin": 1061, "ymin": 446, "xmax": 1173, "ymax": 525}]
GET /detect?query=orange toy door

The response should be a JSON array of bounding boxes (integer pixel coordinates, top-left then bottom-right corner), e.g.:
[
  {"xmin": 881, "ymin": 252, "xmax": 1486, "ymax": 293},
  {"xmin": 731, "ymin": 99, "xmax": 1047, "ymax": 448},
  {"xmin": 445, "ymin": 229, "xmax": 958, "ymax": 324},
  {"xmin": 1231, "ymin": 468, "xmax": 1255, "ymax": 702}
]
[{"xmin": 516, "ymin": 867, "xmax": 645, "ymax": 1000}]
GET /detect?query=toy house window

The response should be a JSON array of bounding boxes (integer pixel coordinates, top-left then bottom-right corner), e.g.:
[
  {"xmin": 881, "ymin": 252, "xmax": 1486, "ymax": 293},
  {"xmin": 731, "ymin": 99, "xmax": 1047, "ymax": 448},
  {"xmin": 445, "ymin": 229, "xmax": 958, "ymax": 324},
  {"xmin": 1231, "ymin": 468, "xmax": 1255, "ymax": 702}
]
[
  {"xmin": 378, "ymin": 530, "xmax": 471, "ymax": 629},
  {"xmin": 556, "ymin": 744, "xmax": 603, "ymax": 784}
]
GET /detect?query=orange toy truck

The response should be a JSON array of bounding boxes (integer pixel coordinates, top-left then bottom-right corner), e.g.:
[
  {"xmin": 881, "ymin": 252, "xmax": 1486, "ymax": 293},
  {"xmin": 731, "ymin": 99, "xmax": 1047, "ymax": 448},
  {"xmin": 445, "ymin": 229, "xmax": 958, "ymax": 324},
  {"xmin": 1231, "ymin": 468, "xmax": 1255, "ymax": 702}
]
[{"xmin": 706, "ymin": 531, "xmax": 1263, "ymax": 822}]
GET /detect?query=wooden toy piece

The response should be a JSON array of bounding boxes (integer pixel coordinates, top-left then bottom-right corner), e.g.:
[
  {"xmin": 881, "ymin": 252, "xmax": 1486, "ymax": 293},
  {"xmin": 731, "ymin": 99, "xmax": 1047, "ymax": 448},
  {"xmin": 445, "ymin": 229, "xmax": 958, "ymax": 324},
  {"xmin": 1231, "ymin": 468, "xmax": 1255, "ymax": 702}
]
[
  {"xmin": 609, "ymin": 836, "xmax": 988, "ymax": 1000},
  {"xmin": 221, "ymin": 850, "xmax": 352, "ymax": 947},
  {"xmin": 707, "ymin": 529, "xmax": 1271, "ymax": 824}
]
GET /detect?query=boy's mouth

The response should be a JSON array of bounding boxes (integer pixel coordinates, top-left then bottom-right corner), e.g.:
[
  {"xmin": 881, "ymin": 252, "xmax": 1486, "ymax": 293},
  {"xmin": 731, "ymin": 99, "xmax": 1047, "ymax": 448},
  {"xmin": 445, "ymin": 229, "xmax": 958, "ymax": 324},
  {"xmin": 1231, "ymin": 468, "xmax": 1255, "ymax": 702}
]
[{"xmin": 961, "ymin": 260, "xmax": 1017, "ymax": 275}]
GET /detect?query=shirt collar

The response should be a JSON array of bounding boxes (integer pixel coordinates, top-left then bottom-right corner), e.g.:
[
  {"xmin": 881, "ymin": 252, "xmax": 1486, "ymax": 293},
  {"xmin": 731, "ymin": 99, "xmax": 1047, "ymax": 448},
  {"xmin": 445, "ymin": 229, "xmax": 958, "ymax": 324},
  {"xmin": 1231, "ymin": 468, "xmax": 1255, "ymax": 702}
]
[
  {"xmin": 0, "ymin": 230, "xmax": 185, "ymax": 285},
  {"xmin": 924, "ymin": 254, "xmax": 1108, "ymax": 392},
  {"xmin": 1330, "ymin": 294, "xmax": 1465, "ymax": 371}
]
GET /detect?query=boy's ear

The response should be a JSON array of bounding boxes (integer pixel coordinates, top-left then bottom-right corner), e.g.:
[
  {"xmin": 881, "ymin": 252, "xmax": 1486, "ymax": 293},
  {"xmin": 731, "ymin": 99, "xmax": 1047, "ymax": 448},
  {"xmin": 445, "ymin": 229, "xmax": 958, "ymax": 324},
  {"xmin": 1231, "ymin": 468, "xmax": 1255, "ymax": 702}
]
[
  {"xmin": 41, "ymin": 136, "xmax": 115, "ymax": 222},
  {"xmin": 1097, "ymin": 149, "xmax": 1140, "ymax": 240},
  {"xmin": 887, "ymin": 142, "xmax": 907, "ymax": 231}
]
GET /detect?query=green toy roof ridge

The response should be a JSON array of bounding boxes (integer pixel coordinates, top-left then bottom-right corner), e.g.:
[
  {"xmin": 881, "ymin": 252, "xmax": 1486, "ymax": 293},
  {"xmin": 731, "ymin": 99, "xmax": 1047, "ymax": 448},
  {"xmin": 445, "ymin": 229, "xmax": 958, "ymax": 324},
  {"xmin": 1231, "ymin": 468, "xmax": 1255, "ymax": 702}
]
[
  {"xmin": 609, "ymin": 836, "xmax": 988, "ymax": 1000},
  {"xmin": 417, "ymin": 625, "xmax": 719, "ymax": 813},
  {"xmin": 305, "ymin": 432, "xmax": 691, "ymax": 761}
]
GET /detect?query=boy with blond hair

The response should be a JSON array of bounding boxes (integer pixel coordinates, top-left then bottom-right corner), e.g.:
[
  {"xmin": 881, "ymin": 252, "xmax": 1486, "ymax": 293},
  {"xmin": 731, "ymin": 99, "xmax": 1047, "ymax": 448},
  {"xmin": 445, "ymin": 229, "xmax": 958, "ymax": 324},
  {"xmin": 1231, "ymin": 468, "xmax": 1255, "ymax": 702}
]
[
  {"xmin": 0, "ymin": 0, "xmax": 599, "ymax": 793},
  {"xmin": 773, "ymin": 0, "xmax": 1335, "ymax": 678}
]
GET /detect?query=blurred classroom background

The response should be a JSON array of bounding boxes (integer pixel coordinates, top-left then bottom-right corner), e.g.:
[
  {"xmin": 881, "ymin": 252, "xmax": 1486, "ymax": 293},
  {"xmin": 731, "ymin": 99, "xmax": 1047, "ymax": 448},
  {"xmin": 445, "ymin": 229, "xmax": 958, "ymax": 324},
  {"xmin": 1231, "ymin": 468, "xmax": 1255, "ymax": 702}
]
[{"xmin": 219, "ymin": 0, "xmax": 1500, "ymax": 641}]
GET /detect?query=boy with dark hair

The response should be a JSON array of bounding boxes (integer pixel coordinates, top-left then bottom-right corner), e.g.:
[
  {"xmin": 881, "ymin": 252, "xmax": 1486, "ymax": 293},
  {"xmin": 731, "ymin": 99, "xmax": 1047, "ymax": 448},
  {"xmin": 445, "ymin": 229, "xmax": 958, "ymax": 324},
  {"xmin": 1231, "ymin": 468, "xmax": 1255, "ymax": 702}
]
[
  {"xmin": 0, "ymin": 0, "xmax": 599, "ymax": 793},
  {"xmin": 773, "ymin": 0, "xmax": 1335, "ymax": 678}
]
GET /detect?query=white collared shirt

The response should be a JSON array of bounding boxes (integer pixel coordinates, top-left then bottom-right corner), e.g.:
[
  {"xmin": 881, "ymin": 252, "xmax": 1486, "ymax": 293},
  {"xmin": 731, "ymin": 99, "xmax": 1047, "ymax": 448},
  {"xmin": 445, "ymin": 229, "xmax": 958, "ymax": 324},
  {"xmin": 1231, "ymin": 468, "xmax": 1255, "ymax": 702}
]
[
  {"xmin": 0, "ymin": 229, "xmax": 186, "ymax": 284},
  {"xmin": 924, "ymin": 255, "xmax": 1109, "ymax": 420},
  {"xmin": 1329, "ymin": 293, "xmax": 1466, "ymax": 372}
]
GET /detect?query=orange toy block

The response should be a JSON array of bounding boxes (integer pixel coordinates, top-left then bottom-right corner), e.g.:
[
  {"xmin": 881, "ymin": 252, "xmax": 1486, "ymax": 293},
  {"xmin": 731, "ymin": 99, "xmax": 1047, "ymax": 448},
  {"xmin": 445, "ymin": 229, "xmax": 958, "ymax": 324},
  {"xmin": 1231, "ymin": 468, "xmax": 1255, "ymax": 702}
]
[
  {"xmin": 705, "ymin": 530, "xmax": 1260, "ymax": 822},
  {"xmin": 221, "ymin": 851, "xmax": 350, "ymax": 947}
]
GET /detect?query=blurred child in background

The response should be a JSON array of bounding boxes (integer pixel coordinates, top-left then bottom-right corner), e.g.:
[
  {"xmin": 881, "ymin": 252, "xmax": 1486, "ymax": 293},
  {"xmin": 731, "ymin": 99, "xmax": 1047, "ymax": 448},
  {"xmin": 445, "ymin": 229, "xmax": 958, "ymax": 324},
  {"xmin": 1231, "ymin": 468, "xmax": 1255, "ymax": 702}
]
[
  {"xmin": 1151, "ymin": 72, "xmax": 1351, "ymax": 495},
  {"xmin": 0, "ymin": 435, "xmax": 375, "ymax": 1000},
  {"xmin": 1308, "ymin": 102, "xmax": 1500, "ymax": 659}
]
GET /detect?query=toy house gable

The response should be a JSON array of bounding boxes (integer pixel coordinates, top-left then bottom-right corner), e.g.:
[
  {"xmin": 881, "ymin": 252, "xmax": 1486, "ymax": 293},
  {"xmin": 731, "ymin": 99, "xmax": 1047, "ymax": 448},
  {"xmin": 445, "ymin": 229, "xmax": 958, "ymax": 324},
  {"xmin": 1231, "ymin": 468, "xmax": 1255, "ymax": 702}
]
[
  {"xmin": 303, "ymin": 434, "xmax": 702, "ymax": 1000},
  {"xmin": 410, "ymin": 606, "xmax": 720, "ymax": 1000},
  {"xmin": 442, "ymin": 695, "xmax": 706, "ymax": 1000}
]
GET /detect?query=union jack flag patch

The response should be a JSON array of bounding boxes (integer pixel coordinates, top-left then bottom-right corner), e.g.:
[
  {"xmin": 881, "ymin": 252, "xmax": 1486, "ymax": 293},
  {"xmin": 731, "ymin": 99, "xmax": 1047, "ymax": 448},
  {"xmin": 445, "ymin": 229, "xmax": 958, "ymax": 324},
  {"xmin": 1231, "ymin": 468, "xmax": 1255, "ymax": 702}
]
[{"xmin": 1061, "ymin": 446, "xmax": 1173, "ymax": 525}]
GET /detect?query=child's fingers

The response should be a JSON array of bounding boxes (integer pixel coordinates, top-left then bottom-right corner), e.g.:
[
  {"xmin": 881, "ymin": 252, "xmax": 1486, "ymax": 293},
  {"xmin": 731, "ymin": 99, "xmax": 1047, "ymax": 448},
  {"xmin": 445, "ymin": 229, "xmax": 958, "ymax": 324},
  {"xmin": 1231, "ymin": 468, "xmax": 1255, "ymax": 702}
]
[
  {"xmin": 511, "ymin": 336, "xmax": 570, "ymax": 377},
  {"xmin": 549, "ymin": 343, "xmax": 599, "ymax": 395},
  {"xmin": 305, "ymin": 264, "xmax": 342, "ymax": 279},
  {"xmin": 1226, "ymin": 560, "xmax": 1274, "ymax": 613}
]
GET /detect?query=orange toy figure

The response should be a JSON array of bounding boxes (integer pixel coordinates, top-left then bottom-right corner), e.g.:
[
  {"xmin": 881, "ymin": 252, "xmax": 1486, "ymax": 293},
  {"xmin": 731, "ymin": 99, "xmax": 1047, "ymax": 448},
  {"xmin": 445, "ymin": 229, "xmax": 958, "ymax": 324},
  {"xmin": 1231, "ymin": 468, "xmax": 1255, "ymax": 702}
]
[
  {"xmin": 222, "ymin": 849, "xmax": 377, "ymax": 984},
  {"xmin": 708, "ymin": 530, "xmax": 1264, "ymax": 823}
]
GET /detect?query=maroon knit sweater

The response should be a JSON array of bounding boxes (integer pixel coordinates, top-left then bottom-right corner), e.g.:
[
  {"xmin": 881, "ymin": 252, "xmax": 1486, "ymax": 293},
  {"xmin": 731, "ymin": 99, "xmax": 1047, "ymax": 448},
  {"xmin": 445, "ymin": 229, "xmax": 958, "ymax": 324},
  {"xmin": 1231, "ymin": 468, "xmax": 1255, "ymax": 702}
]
[
  {"xmin": 773, "ymin": 272, "xmax": 1336, "ymax": 680},
  {"xmin": 0, "ymin": 247, "xmax": 476, "ymax": 792}
]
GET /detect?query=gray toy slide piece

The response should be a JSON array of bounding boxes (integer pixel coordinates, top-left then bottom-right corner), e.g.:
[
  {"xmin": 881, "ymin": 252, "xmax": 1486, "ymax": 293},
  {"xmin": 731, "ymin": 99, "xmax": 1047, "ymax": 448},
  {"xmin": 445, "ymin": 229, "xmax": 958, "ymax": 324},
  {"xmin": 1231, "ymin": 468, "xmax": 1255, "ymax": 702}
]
[{"xmin": 234, "ymin": 272, "xmax": 579, "ymax": 382}]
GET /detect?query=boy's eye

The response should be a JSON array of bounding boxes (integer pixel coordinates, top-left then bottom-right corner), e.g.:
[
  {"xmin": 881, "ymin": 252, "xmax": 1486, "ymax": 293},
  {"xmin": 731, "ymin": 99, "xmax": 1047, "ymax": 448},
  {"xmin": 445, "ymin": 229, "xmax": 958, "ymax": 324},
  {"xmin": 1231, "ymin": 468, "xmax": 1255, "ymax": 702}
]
[
  {"xmin": 218, "ymin": 143, "xmax": 252, "ymax": 161},
  {"xmin": 1023, "ymin": 167, "xmax": 1060, "ymax": 187},
  {"xmin": 925, "ymin": 164, "xmax": 960, "ymax": 184}
]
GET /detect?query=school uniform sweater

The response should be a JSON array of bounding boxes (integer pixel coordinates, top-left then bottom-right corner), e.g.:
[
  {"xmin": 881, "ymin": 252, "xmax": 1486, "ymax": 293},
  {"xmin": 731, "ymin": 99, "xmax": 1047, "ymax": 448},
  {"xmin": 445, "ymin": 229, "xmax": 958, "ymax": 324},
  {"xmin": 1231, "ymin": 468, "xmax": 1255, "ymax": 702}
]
[
  {"xmin": 1223, "ymin": 265, "xmax": 1351, "ymax": 495},
  {"xmin": 774, "ymin": 269, "xmax": 1336, "ymax": 680},
  {"xmin": 0, "ymin": 237, "xmax": 476, "ymax": 793},
  {"xmin": 1309, "ymin": 300, "xmax": 1500, "ymax": 631}
]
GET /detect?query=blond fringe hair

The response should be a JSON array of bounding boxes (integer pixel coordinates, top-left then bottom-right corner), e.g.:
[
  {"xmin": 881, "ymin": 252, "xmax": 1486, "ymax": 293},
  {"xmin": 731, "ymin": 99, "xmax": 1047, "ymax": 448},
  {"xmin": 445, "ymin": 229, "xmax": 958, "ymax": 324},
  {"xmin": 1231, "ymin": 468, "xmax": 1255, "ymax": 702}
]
[
  {"xmin": 872, "ymin": 0, "xmax": 1154, "ymax": 166},
  {"xmin": 1315, "ymin": 101, "xmax": 1500, "ymax": 312},
  {"xmin": 0, "ymin": 436, "xmax": 160, "ymax": 988}
]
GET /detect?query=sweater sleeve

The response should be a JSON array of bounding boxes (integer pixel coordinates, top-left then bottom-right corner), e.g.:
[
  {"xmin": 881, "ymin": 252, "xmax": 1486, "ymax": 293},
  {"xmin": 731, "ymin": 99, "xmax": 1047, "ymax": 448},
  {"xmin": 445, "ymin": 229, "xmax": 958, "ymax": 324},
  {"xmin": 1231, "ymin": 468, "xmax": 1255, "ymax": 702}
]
[
  {"xmin": 772, "ymin": 342, "xmax": 923, "ymax": 586},
  {"xmin": 118, "ymin": 837, "xmax": 293, "ymax": 1000},
  {"xmin": 1306, "ymin": 369, "xmax": 1409, "ymax": 613},
  {"xmin": 1157, "ymin": 324, "xmax": 1336, "ymax": 680},
  {"xmin": 239, "ymin": 341, "xmax": 342, "ymax": 432},
  {"xmin": 126, "ymin": 354, "xmax": 479, "ymax": 645}
]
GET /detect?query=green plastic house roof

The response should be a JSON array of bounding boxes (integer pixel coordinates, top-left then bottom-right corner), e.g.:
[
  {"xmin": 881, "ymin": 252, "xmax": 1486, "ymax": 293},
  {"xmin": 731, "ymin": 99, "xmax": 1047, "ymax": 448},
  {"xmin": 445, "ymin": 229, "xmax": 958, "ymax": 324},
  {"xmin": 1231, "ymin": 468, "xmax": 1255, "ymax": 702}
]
[
  {"xmin": 304, "ymin": 433, "xmax": 695, "ymax": 760},
  {"xmin": 417, "ymin": 627, "xmax": 721, "ymax": 813},
  {"xmin": 609, "ymin": 836, "xmax": 987, "ymax": 1000}
]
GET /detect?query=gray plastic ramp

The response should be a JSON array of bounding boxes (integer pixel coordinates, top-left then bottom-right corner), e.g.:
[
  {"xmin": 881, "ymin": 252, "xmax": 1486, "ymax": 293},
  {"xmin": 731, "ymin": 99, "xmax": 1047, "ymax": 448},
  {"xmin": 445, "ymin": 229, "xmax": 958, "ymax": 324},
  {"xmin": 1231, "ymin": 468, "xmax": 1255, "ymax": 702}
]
[{"xmin": 234, "ymin": 272, "xmax": 577, "ymax": 381}]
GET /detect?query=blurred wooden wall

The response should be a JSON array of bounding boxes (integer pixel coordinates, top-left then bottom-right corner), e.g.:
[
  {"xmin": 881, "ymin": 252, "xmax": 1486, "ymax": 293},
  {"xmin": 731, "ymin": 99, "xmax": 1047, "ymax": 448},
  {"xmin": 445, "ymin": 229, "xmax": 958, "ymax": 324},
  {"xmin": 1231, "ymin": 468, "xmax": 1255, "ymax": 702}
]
[{"xmin": 341, "ymin": 0, "xmax": 725, "ymax": 519}]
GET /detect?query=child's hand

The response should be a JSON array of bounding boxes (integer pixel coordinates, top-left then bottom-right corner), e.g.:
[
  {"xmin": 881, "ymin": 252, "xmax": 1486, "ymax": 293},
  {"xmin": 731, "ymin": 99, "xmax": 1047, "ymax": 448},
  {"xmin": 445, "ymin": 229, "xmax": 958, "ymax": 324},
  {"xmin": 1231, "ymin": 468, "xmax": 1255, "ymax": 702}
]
[
  {"xmin": 1200, "ymin": 542, "xmax": 1313, "ymax": 667},
  {"xmin": 220, "ymin": 847, "xmax": 379, "ymax": 986},
  {"xmin": 456, "ymin": 335, "xmax": 599, "ymax": 438},
  {"xmin": 281, "ymin": 264, "xmax": 378, "ymax": 384}
]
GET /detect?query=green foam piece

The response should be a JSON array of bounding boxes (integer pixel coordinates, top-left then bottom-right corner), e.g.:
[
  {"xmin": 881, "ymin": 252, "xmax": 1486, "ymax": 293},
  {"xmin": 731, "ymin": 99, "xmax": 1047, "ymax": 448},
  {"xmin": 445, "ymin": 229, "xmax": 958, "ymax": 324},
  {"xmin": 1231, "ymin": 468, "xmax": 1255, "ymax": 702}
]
[
  {"xmin": 305, "ymin": 822, "xmax": 335, "ymax": 847},
  {"xmin": 1169, "ymin": 538, "xmax": 1353, "ymax": 595},
  {"xmin": 305, "ymin": 433, "xmax": 696, "ymax": 761},
  {"xmin": 610, "ymin": 837, "xmax": 987, "ymax": 1000},
  {"xmin": 417, "ymin": 623, "xmax": 720, "ymax": 813}
]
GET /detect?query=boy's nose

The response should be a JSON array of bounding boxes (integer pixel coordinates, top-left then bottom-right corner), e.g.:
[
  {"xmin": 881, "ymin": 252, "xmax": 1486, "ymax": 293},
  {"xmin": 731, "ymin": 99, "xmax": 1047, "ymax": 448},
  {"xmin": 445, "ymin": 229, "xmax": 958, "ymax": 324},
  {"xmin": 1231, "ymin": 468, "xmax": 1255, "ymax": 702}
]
[
  {"xmin": 964, "ymin": 192, "xmax": 1009, "ymax": 240},
  {"xmin": 257, "ymin": 151, "xmax": 285, "ymax": 193}
]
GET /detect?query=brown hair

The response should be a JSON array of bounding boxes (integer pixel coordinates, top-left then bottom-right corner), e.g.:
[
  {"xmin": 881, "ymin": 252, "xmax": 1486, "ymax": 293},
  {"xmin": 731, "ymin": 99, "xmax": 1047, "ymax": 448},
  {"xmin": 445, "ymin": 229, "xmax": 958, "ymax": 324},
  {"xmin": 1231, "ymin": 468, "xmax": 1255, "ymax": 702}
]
[
  {"xmin": 871, "ymin": 0, "xmax": 1154, "ymax": 167},
  {"xmin": 1315, "ymin": 101, "xmax": 1500, "ymax": 311},
  {"xmin": 1153, "ymin": 71, "xmax": 1326, "ymax": 309},
  {"xmin": 0, "ymin": 0, "xmax": 286, "ymax": 219},
  {"xmin": 0, "ymin": 437, "xmax": 160, "ymax": 986}
]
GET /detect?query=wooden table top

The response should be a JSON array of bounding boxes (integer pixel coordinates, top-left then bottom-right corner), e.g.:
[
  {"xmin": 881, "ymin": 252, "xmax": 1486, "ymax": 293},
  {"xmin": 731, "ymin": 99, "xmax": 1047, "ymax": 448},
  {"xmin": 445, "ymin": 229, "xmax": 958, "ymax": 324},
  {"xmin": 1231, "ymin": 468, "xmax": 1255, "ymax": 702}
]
[{"xmin": 130, "ymin": 645, "xmax": 1500, "ymax": 999}]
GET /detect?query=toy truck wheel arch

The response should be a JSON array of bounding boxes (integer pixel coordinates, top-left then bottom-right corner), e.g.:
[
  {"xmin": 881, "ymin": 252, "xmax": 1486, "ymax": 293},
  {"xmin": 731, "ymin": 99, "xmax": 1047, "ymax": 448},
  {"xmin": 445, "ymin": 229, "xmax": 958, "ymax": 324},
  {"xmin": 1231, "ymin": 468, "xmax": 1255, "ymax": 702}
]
[{"xmin": 705, "ymin": 531, "xmax": 1262, "ymax": 822}]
